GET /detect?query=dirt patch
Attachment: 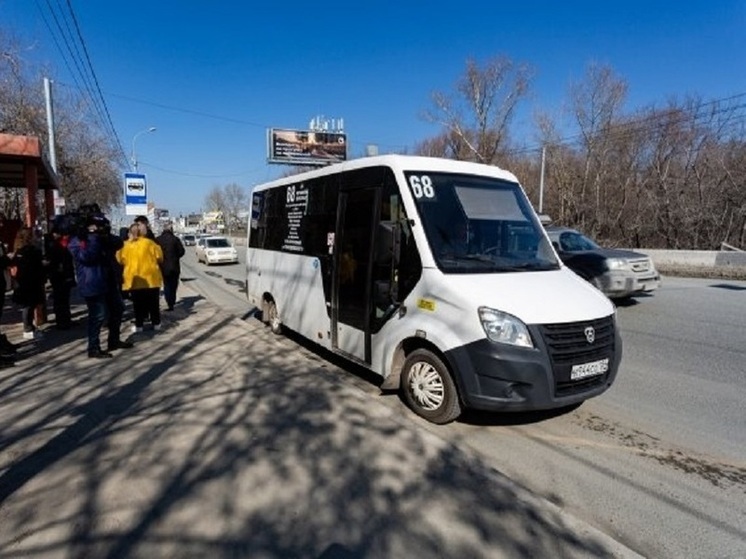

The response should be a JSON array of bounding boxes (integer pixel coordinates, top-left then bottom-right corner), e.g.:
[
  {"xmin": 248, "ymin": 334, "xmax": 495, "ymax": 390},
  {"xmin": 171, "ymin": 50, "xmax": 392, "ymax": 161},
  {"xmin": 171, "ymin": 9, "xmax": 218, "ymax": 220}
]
[{"xmin": 578, "ymin": 413, "xmax": 746, "ymax": 491}]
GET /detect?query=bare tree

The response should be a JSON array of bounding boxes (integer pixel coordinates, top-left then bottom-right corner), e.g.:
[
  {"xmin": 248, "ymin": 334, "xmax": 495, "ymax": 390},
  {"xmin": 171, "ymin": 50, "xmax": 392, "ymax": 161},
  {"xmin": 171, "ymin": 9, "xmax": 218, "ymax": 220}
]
[
  {"xmin": 222, "ymin": 182, "xmax": 248, "ymax": 235},
  {"xmin": 203, "ymin": 183, "xmax": 249, "ymax": 235},
  {"xmin": 568, "ymin": 63, "xmax": 628, "ymax": 236},
  {"xmin": 420, "ymin": 55, "xmax": 533, "ymax": 164},
  {"xmin": 0, "ymin": 30, "xmax": 123, "ymax": 215},
  {"xmin": 204, "ymin": 185, "xmax": 226, "ymax": 213}
]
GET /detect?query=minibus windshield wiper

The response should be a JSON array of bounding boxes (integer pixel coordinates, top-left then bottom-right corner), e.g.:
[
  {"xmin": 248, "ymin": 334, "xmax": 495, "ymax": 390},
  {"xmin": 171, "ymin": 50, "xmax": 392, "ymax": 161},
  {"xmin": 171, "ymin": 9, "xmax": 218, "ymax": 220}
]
[{"xmin": 497, "ymin": 262, "xmax": 558, "ymax": 272}]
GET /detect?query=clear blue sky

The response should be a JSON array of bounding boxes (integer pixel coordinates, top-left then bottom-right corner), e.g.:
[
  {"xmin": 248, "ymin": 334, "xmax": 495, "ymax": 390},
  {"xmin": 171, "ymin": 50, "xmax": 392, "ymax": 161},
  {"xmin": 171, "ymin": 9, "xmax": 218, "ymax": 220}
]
[{"xmin": 3, "ymin": 1, "xmax": 745, "ymax": 217}]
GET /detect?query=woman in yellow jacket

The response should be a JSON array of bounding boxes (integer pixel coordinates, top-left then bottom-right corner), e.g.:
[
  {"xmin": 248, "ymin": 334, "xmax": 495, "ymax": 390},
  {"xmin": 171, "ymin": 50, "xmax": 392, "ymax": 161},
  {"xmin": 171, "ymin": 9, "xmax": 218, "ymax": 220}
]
[{"xmin": 117, "ymin": 222, "xmax": 164, "ymax": 332}]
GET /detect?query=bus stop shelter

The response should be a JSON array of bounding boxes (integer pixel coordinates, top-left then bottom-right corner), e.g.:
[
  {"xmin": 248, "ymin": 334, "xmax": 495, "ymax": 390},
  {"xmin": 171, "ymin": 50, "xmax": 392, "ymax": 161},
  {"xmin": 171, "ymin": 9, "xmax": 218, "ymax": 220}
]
[{"xmin": 0, "ymin": 133, "xmax": 59, "ymax": 228}]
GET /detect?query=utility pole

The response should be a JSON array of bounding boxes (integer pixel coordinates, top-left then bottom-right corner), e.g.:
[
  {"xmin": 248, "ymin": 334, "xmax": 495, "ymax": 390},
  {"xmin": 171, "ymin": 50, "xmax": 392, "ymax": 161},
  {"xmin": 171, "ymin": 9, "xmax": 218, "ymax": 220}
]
[
  {"xmin": 44, "ymin": 77, "xmax": 62, "ymax": 215},
  {"xmin": 539, "ymin": 146, "xmax": 546, "ymax": 214}
]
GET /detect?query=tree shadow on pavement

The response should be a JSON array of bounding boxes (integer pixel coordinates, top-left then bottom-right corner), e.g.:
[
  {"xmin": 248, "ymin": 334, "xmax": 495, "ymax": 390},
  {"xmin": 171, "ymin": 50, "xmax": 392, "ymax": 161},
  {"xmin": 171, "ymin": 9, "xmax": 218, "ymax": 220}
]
[{"xmin": 0, "ymin": 301, "xmax": 621, "ymax": 559}]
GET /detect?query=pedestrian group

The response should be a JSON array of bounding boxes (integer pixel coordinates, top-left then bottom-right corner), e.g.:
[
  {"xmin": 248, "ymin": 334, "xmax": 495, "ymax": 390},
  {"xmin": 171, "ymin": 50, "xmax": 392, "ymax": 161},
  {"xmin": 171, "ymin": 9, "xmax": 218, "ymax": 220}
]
[{"xmin": 0, "ymin": 210, "xmax": 185, "ymax": 362}]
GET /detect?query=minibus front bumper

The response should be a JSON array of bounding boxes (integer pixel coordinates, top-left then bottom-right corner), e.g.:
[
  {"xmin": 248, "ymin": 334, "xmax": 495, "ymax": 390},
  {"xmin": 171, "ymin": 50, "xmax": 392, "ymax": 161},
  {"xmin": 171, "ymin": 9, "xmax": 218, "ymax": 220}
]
[{"xmin": 444, "ymin": 321, "xmax": 622, "ymax": 412}]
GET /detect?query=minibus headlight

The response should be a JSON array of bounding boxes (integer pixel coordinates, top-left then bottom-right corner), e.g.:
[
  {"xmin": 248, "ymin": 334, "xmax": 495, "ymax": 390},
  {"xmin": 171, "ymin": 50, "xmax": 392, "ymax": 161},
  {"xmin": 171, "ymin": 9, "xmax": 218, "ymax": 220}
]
[{"xmin": 478, "ymin": 307, "xmax": 533, "ymax": 348}]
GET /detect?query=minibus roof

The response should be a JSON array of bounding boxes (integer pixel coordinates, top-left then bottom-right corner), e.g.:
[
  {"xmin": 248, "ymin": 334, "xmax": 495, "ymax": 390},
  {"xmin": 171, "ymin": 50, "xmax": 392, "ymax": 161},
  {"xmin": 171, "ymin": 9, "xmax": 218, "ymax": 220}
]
[{"xmin": 252, "ymin": 155, "xmax": 521, "ymax": 192}]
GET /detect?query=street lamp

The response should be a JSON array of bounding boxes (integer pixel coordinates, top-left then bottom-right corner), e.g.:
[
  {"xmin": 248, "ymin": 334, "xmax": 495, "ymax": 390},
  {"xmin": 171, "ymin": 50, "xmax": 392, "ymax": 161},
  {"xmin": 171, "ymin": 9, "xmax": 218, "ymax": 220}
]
[{"xmin": 131, "ymin": 126, "xmax": 156, "ymax": 171}]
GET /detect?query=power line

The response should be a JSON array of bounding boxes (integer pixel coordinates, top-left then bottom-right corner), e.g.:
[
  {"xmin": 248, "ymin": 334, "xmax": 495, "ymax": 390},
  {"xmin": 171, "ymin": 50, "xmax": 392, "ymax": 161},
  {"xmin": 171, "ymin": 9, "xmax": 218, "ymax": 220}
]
[
  {"xmin": 506, "ymin": 93, "xmax": 746, "ymax": 156},
  {"xmin": 37, "ymin": 2, "xmax": 103, "ymax": 128},
  {"xmin": 35, "ymin": 0, "xmax": 128, "ymax": 166},
  {"xmin": 62, "ymin": 0, "xmax": 127, "ymax": 165},
  {"xmin": 32, "ymin": 13, "xmax": 746, "ymax": 176},
  {"xmin": 59, "ymin": 81, "xmax": 414, "ymax": 155}
]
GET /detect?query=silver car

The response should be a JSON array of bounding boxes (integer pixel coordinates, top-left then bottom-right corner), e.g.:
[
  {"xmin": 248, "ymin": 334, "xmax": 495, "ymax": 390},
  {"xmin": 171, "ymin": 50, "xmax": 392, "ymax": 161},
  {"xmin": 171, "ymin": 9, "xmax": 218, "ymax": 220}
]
[{"xmin": 545, "ymin": 226, "xmax": 661, "ymax": 299}]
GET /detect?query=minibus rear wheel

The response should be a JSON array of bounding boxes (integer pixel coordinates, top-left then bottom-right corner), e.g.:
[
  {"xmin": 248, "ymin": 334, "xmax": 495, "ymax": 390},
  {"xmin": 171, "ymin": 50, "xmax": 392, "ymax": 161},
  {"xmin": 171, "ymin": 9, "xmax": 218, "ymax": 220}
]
[
  {"xmin": 401, "ymin": 349, "xmax": 461, "ymax": 424},
  {"xmin": 262, "ymin": 297, "xmax": 282, "ymax": 335},
  {"xmin": 266, "ymin": 302, "xmax": 282, "ymax": 335}
]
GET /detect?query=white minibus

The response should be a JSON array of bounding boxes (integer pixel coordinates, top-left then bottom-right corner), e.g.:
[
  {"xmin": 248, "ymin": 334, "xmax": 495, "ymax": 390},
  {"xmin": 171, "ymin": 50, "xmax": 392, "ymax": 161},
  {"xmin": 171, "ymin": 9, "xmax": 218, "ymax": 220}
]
[{"xmin": 246, "ymin": 155, "xmax": 621, "ymax": 424}]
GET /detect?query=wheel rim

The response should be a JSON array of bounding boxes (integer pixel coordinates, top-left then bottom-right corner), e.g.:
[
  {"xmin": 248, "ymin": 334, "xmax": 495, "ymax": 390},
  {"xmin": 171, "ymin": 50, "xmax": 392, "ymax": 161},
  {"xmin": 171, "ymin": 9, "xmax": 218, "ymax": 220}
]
[{"xmin": 407, "ymin": 361, "xmax": 444, "ymax": 411}]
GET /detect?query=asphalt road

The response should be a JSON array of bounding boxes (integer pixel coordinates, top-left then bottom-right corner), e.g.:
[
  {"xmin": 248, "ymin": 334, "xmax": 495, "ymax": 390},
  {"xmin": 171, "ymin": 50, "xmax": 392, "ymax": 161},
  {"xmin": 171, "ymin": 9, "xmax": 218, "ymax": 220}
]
[{"xmin": 180, "ymin": 248, "xmax": 746, "ymax": 559}]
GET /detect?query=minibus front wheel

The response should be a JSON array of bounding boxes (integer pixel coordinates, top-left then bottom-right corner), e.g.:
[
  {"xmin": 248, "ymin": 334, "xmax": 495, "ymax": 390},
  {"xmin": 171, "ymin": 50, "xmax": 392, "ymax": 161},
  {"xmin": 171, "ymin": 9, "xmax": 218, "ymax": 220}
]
[{"xmin": 401, "ymin": 349, "xmax": 461, "ymax": 424}]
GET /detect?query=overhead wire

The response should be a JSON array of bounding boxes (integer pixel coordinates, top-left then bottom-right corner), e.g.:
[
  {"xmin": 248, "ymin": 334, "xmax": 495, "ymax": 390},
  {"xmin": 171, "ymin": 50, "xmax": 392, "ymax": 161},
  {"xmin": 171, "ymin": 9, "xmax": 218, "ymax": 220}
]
[
  {"xmin": 29, "ymin": 2, "xmax": 746, "ymax": 176},
  {"xmin": 506, "ymin": 93, "xmax": 746, "ymax": 157},
  {"xmin": 35, "ymin": 0, "xmax": 128, "ymax": 166},
  {"xmin": 39, "ymin": 0, "xmax": 107, "ymax": 133},
  {"xmin": 63, "ymin": 0, "xmax": 127, "ymax": 165}
]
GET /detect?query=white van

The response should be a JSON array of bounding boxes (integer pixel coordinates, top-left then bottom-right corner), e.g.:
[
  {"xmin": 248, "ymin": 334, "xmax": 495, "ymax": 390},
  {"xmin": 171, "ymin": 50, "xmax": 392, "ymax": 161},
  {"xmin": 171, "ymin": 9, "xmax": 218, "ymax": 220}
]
[{"xmin": 246, "ymin": 155, "xmax": 621, "ymax": 424}]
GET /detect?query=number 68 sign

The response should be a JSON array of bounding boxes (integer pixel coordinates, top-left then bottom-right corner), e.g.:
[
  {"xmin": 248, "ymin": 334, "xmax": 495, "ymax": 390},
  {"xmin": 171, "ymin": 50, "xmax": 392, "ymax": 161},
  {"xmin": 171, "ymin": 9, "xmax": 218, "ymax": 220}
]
[{"xmin": 408, "ymin": 175, "xmax": 437, "ymax": 200}]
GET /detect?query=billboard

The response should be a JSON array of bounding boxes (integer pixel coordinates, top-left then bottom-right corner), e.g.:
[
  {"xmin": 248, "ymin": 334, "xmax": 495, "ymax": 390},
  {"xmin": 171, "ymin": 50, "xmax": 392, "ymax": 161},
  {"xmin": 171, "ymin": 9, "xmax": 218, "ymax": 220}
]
[
  {"xmin": 124, "ymin": 172, "xmax": 148, "ymax": 216},
  {"xmin": 267, "ymin": 128, "xmax": 347, "ymax": 166}
]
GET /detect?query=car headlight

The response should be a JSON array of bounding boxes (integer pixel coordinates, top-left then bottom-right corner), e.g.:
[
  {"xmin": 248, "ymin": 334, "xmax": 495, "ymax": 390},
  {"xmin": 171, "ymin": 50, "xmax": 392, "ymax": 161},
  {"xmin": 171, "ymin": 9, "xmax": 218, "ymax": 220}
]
[
  {"xmin": 478, "ymin": 307, "xmax": 534, "ymax": 348},
  {"xmin": 606, "ymin": 258, "xmax": 629, "ymax": 270}
]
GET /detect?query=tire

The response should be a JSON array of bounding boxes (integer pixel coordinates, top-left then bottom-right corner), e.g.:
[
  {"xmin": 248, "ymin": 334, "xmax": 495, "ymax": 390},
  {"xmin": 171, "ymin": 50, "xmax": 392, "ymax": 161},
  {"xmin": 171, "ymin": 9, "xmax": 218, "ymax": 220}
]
[
  {"xmin": 265, "ymin": 301, "xmax": 282, "ymax": 335},
  {"xmin": 401, "ymin": 349, "xmax": 461, "ymax": 424}
]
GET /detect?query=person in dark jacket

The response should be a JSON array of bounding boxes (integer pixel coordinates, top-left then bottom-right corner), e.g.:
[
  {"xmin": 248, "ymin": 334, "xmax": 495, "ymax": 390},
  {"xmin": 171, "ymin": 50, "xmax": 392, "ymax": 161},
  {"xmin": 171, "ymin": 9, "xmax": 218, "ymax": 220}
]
[
  {"xmin": 155, "ymin": 222, "xmax": 185, "ymax": 311},
  {"xmin": 44, "ymin": 227, "xmax": 76, "ymax": 329},
  {"xmin": 102, "ymin": 224, "xmax": 129, "ymax": 349},
  {"xmin": 10, "ymin": 227, "xmax": 46, "ymax": 341},
  {"xmin": 68, "ymin": 214, "xmax": 132, "ymax": 358},
  {"xmin": 0, "ymin": 215, "xmax": 16, "ymax": 363}
]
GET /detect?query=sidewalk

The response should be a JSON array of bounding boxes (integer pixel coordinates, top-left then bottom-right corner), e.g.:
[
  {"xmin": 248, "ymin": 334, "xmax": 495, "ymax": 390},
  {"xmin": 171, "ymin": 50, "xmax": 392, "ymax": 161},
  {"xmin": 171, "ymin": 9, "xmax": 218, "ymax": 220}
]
[{"xmin": 0, "ymin": 283, "xmax": 641, "ymax": 559}]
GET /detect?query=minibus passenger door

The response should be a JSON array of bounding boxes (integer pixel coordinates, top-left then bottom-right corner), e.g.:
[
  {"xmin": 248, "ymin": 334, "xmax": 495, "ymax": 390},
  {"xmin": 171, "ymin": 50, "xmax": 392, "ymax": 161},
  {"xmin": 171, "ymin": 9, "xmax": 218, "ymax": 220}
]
[{"xmin": 332, "ymin": 187, "xmax": 377, "ymax": 364}]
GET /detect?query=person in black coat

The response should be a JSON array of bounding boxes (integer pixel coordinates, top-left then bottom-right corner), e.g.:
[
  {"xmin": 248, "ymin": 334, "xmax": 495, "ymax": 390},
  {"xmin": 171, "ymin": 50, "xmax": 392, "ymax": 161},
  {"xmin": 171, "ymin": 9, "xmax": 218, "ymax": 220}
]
[
  {"xmin": 11, "ymin": 227, "xmax": 46, "ymax": 341},
  {"xmin": 44, "ymin": 227, "xmax": 76, "ymax": 329},
  {"xmin": 155, "ymin": 222, "xmax": 185, "ymax": 311},
  {"xmin": 0, "ymin": 215, "xmax": 16, "ymax": 362}
]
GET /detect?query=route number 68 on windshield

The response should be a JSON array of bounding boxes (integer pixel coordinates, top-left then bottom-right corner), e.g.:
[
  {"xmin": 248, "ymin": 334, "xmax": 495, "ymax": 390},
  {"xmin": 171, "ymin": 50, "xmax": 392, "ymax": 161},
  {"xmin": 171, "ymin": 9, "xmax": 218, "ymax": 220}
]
[{"xmin": 408, "ymin": 175, "xmax": 436, "ymax": 199}]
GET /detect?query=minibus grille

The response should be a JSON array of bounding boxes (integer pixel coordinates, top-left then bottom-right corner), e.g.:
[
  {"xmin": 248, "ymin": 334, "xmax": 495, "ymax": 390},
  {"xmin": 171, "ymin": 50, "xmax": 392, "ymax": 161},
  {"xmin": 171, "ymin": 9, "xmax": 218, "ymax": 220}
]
[{"xmin": 538, "ymin": 316, "xmax": 616, "ymax": 397}]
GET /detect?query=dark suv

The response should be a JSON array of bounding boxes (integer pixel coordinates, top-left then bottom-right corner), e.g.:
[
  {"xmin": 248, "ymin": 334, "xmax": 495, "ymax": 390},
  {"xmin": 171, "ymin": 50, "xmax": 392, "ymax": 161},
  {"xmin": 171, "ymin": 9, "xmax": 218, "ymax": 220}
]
[{"xmin": 545, "ymin": 226, "xmax": 660, "ymax": 299}]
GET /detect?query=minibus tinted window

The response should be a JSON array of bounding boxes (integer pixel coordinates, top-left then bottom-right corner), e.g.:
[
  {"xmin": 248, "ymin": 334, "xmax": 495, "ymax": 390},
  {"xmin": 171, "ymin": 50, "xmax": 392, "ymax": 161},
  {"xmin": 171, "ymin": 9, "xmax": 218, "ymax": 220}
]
[{"xmin": 404, "ymin": 171, "xmax": 559, "ymax": 274}]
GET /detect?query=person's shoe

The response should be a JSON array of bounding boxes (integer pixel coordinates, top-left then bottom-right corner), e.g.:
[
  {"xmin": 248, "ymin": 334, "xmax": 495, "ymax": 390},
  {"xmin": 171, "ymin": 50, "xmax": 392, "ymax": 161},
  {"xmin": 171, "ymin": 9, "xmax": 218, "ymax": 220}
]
[
  {"xmin": 130, "ymin": 325, "xmax": 143, "ymax": 334},
  {"xmin": 0, "ymin": 354, "xmax": 15, "ymax": 368},
  {"xmin": 153, "ymin": 323, "xmax": 162, "ymax": 331},
  {"xmin": 107, "ymin": 340, "xmax": 134, "ymax": 351},
  {"xmin": 88, "ymin": 350, "xmax": 113, "ymax": 359},
  {"xmin": 22, "ymin": 330, "xmax": 42, "ymax": 341}
]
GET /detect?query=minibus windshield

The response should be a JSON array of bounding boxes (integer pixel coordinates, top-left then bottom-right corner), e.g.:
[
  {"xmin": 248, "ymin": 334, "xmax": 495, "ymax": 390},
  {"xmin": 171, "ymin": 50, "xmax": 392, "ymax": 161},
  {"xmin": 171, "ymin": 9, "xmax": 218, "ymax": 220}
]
[{"xmin": 404, "ymin": 171, "xmax": 560, "ymax": 274}]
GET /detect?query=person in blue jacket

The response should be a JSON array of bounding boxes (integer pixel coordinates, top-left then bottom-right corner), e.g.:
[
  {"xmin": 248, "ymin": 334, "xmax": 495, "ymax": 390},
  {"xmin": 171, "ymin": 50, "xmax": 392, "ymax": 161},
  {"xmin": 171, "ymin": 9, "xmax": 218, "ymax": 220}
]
[{"xmin": 68, "ymin": 213, "xmax": 132, "ymax": 358}]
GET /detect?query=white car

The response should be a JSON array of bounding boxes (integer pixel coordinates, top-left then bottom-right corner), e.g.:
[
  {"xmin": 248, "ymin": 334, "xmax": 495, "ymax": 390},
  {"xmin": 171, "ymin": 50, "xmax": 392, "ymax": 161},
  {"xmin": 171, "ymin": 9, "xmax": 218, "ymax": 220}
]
[{"xmin": 195, "ymin": 236, "xmax": 238, "ymax": 265}]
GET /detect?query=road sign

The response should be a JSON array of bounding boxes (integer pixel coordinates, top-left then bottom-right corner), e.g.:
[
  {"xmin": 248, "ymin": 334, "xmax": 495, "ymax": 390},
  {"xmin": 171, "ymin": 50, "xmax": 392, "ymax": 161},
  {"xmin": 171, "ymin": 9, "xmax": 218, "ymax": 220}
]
[{"xmin": 124, "ymin": 172, "xmax": 148, "ymax": 216}]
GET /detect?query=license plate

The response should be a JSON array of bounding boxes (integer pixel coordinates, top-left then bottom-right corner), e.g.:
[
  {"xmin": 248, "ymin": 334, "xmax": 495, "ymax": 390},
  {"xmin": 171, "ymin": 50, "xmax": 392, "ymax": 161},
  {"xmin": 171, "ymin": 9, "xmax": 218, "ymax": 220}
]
[{"xmin": 570, "ymin": 358, "xmax": 609, "ymax": 380}]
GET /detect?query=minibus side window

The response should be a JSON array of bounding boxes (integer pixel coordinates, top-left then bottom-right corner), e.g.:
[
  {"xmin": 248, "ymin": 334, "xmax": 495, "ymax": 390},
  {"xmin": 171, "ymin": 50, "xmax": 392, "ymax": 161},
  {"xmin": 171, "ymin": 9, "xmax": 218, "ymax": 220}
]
[
  {"xmin": 248, "ymin": 191, "xmax": 265, "ymax": 249},
  {"xmin": 263, "ymin": 188, "xmax": 289, "ymax": 251}
]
